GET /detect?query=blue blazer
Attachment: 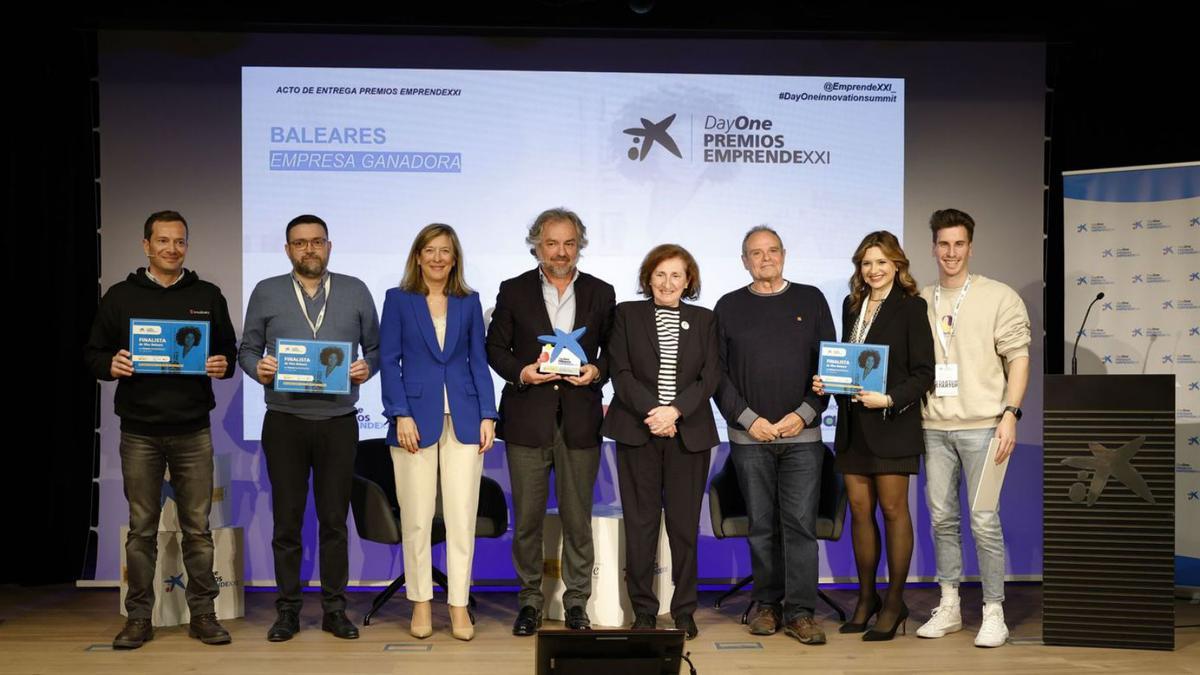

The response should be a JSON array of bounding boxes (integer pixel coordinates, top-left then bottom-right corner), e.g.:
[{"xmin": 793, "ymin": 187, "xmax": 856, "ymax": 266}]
[{"xmin": 380, "ymin": 288, "xmax": 498, "ymax": 447}]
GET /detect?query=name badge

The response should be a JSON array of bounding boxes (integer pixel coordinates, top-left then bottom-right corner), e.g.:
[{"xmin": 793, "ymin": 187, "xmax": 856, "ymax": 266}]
[{"xmin": 935, "ymin": 363, "xmax": 959, "ymax": 397}]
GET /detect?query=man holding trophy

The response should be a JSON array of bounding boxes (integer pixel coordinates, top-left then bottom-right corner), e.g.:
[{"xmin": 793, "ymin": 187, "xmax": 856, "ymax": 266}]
[{"xmin": 485, "ymin": 208, "xmax": 615, "ymax": 635}]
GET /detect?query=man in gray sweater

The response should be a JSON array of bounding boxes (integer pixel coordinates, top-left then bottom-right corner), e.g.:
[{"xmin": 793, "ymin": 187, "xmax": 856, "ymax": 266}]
[{"xmin": 239, "ymin": 214, "xmax": 380, "ymax": 642}]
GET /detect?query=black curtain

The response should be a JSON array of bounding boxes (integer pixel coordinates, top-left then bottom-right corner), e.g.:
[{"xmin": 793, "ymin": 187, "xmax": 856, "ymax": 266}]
[
  {"xmin": 1045, "ymin": 36, "xmax": 1197, "ymax": 374},
  {"xmin": 1, "ymin": 27, "xmax": 99, "ymax": 584}
]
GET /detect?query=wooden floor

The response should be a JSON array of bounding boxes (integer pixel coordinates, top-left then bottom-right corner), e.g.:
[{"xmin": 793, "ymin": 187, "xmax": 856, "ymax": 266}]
[{"xmin": 1, "ymin": 584, "xmax": 1197, "ymax": 674}]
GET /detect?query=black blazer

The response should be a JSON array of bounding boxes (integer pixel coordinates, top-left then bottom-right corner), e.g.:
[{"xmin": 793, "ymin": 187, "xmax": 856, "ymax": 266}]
[
  {"xmin": 602, "ymin": 300, "xmax": 720, "ymax": 452},
  {"xmin": 834, "ymin": 287, "xmax": 935, "ymax": 459},
  {"xmin": 486, "ymin": 268, "xmax": 616, "ymax": 449}
]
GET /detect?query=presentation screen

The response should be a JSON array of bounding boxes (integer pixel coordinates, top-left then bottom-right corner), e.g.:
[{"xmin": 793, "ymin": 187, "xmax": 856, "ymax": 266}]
[{"xmin": 240, "ymin": 67, "xmax": 904, "ymax": 440}]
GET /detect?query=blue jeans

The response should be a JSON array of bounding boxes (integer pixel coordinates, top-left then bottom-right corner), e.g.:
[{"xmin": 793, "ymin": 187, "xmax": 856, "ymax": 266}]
[
  {"xmin": 730, "ymin": 441, "xmax": 823, "ymax": 621},
  {"xmin": 120, "ymin": 429, "xmax": 218, "ymax": 619},
  {"xmin": 922, "ymin": 428, "xmax": 1006, "ymax": 604}
]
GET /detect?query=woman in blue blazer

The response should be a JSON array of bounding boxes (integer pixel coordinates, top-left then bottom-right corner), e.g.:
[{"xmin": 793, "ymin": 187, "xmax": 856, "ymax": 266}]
[{"xmin": 380, "ymin": 223, "xmax": 497, "ymax": 641}]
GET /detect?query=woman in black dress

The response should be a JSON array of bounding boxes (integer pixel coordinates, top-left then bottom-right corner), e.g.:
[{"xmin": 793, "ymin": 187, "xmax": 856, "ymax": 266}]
[{"xmin": 813, "ymin": 230, "xmax": 934, "ymax": 640}]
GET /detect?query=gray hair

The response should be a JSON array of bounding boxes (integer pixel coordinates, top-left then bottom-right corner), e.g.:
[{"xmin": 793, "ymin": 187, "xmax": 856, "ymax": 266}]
[
  {"xmin": 526, "ymin": 207, "xmax": 588, "ymax": 258},
  {"xmin": 741, "ymin": 224, "xmax": 785, "ymax": 256}
]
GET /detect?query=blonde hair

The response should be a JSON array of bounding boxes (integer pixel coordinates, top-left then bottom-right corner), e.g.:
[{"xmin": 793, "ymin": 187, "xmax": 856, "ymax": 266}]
[{"xmin": 400, "ymin": 223, "xmax": 472, "ymax": 297}]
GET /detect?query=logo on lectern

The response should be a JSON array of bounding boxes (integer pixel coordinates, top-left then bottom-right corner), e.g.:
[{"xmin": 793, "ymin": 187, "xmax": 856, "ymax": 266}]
[{"xmin": 1061, "ymin": 436, "xmax": 1155, "ymax": 506}]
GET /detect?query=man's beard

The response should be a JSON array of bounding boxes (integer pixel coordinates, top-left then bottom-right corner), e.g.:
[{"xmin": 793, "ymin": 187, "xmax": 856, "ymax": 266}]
[
  {"xmin": 541, "ymin": 258, "xmax": 576, "ymax": 279},
  {"xmin": 294, "ymin": 255, "xmax": 327, "ymax": 278}
]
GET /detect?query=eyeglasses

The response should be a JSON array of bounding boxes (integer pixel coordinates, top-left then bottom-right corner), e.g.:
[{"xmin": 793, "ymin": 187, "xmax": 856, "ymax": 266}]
[{"xmin": 288, "ymin": 237, "xmax": 328, "ymax": 250}]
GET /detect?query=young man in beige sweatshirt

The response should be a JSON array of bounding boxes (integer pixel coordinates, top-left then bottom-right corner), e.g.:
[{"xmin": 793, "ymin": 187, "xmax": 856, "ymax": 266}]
[{"xmin": 915, "ymin": 209, "xmax": 1031, "ymax": 648}]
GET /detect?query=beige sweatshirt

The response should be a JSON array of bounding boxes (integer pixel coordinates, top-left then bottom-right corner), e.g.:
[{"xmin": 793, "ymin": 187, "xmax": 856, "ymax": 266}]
[{"xmin": 920, "ymin": 274, "xmax": 1031, "ymax": 431}]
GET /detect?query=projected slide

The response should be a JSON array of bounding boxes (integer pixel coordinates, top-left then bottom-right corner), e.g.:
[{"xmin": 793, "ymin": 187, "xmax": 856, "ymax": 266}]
[{"xmin": 241, "ymin": 67, "xmax": 904, "ymax": 441}]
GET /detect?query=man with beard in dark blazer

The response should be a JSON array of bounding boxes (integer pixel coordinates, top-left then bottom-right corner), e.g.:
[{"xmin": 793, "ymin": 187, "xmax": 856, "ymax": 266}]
[{"xmin": 486, "ymin": 207, "xmax": 615, "ymax": 635}]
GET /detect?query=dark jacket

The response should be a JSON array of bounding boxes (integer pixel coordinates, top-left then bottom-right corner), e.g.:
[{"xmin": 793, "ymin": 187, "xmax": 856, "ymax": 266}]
[
  {"xmin": 486, "ymin": 268, "xmax": 615, "ymax": 449},
  {"xmin": 84, "ymin": 268, "xmax": 237, "ymax": 435},
  {"xmin": 834, "ymin": 287, "xmax": 935, "ymax": 459},
  {"xmin": 602, "ymin": 300, "xmax": 720, "ymax": 451}
]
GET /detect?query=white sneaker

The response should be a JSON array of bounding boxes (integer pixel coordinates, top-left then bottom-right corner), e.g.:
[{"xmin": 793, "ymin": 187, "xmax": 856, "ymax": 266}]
[
  {"xmin": 974, "ymin": 605, "xmax": 1009, "ymax": 648},
  {"xmin": 916, "ymin": 602, "xmax": 962, "ymax": 638}
]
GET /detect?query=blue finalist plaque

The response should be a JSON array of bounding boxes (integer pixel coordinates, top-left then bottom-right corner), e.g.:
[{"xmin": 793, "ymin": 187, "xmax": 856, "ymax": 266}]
[
  {"xmin": 274, "ymin": 338, "xmax": 353, "ymax": 395},
  {"xmin": 129, "ymin": 318, "xmax": 210, "ymax": 375},
  {"xmin": 819, "ymin": 341, "xmax": 889, "ymax": 395}
]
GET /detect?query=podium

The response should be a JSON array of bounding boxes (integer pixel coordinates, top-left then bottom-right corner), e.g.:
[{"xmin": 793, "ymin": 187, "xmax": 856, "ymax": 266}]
[
  {"xmin": 1043, "ymin": 375, "xmax": 1175, "ymax": 650},
  {"xmin": 118, "ymin": 526, "xmax": 245, "ymax": 626},
  {"xmin": 541, "ymin": 504, "xmax": 674, "ymax": 627}
]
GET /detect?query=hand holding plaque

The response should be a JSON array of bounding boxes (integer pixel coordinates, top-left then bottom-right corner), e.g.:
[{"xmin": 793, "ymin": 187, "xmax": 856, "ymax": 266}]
[{"xmin": 536, "ymin": 327, "xmax": 588, "ymax": 376}]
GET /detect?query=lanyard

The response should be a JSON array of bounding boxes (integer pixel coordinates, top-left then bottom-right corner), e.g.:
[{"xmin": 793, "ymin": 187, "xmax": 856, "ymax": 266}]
[
  {"xmin": 851, "ymin": 296, "xmax": 882, "ymax": 344},
  {"xmin": 292, "ymin": 274, "xmax": 331, "ymax": 339},
  {"xmin": 932, "ymin": 274, "xmax": 971, "ymax": 363}
]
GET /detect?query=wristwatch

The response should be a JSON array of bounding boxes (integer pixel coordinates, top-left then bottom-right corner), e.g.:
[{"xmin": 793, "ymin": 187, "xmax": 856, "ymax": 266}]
[{"xmin": 1003, "ymin": 405, "xmax": 1023, "ymax": 421}]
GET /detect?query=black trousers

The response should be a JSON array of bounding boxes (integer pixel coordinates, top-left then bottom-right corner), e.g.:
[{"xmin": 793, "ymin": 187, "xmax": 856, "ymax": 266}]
[
  {"xmin": 261, "ymin": 410, "xmax": 358, "ymax": 613},
  {"xmin": 616, "ymin": 435, "xmax": 711, "ymax": 617}
]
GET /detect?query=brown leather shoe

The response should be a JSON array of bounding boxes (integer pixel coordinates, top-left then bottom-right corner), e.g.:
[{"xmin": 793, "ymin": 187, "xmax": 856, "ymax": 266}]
[
  {"xmin": 783, "ymin": 615, "xmax": 827, "ymax": 645},
  {"xmin": 747, "ymin": 604, "xmax": 781, "ymax": 635},
  {"xmin": 188, "ymin": 612, "xmax": 232, "ymax": 645},
  {"xmin": 113, "ymin": 618, "xmax": 154, "ymax": 649}
]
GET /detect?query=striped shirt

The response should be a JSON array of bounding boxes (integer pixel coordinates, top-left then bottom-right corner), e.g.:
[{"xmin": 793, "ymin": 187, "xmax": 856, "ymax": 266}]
[{"xmin": 655, "ymin": 306, "xmax": 681, "ymax": 405}]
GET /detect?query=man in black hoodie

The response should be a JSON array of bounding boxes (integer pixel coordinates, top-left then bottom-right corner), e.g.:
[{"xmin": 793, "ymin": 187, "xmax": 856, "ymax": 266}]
[{"xmin": 85, "ymin": 211, "xmax": 237, "ymax": 649}]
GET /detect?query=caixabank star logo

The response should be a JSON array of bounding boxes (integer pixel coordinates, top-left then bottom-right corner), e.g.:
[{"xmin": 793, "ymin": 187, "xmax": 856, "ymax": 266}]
[
  {"xmin": 623, "ymin": 114, "xmax": 683, "ymax": 161},
  {"xmin": 1062, "ymin": 436, "xmax": 1155, "ymax": 506},
  {"xmin": 163, "ymin": 573, "xmax": 185, "ymax": 593},
  {"xmin": 619, "ymin": 111, "xmax": 831, "ymax": 165}
]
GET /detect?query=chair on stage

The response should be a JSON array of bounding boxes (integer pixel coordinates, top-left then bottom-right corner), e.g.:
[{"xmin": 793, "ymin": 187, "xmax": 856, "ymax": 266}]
[
  {"xmin": 707, "ymin": 443, "xmax": 848, "ymax": 623},
  {"xmin": 349, "ymin": 437, "xmax": 509, "ymax": 625}
]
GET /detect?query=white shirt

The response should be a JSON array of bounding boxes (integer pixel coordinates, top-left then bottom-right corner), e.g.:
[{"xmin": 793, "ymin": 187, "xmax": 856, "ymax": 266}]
[{"xmin": 539, "ymin": 267, "xmax": 579, "ymax": 332}]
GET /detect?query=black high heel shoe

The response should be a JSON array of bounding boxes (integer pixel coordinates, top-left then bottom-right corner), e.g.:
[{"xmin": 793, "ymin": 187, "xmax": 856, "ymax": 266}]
[
  {"xmin": 863, "ymin": 603, "xmax": 909, "ymax": 641},
  {"xmin": 838, "ymin": 595, "xmax": 882, "ymax": 634}
]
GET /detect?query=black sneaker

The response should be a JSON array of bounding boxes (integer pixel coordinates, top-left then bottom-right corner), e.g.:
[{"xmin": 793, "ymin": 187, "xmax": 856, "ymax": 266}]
[
  {"xmin": 565, "ymin": 606, "xmax": 592, "ymax": 630},
  {"xmin": 512, "ymin": 605, "xmax": 542, "ymax": 636}
]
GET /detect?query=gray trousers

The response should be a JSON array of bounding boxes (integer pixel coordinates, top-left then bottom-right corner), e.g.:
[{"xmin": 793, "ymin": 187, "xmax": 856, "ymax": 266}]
[
  {"xmin": 120, "ymin": 429, "xmax": 218, "ymax": 619},
  {"xmin": 506, "ymin": 424, "xmax": 600, "ymax": 610}
]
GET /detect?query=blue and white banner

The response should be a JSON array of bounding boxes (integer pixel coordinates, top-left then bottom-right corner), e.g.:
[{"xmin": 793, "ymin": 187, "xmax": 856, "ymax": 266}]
[{"xmin": 1063, "ymin": 162, "xmax": 1200, "ymax": 591}]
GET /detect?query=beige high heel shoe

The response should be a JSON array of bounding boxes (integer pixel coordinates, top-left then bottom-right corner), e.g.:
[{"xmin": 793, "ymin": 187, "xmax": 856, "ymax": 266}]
[
  {"xmin": 410, "ymin": 601, "xmax": 433, "ymax": 639},
  {"xmin": 449, "ymin": 604, "xmax": 475, "ymax": 641}
]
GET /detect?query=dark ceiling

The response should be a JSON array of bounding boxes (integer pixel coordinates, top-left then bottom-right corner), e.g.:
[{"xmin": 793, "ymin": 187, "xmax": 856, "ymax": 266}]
[{"xmin": 49, "ymin": 0, "xmax": 1177, "ymax": 44}]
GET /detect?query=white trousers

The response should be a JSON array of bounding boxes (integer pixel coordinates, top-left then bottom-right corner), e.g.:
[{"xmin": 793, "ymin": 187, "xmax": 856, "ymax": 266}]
[{"xmin": 391, "ymin": 414, "xmax": 483, "ymax": 606}]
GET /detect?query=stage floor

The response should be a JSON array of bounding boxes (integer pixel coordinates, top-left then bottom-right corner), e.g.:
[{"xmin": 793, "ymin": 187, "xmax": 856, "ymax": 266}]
[{"xmin": 1, "ymin": 584, "xmax": 1197, "ymax": 674}]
